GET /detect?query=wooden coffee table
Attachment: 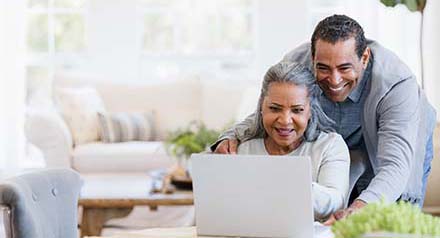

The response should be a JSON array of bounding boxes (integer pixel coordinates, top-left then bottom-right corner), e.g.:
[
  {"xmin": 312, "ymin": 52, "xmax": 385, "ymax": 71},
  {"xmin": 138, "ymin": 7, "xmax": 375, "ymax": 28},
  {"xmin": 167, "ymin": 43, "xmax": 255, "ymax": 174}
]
[{"xmin": 78, "ymin": 173, "xmax": 193, "ymax": 237}]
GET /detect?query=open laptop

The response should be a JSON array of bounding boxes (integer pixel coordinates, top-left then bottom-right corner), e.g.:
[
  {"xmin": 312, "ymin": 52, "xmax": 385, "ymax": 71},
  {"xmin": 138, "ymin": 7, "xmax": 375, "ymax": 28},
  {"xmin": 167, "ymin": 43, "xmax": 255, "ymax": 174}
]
[{"xmin": 190, "ymin": 153, "xmax": 315, "ymax": 238}]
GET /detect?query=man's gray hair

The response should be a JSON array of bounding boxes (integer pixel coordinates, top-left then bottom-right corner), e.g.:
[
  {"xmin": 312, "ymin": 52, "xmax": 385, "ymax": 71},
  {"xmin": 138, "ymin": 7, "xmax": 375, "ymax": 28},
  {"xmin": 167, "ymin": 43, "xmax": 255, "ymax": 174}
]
[{"xmin": 255, "ymin": 61, "xmax": 334, "ymax": 141}]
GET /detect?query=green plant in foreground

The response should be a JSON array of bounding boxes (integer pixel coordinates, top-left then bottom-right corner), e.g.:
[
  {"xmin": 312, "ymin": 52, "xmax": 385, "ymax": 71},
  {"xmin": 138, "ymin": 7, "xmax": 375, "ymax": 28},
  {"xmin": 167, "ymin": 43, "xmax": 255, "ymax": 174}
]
[
  {"xmin": 332, "ymin": 200, "xmax": 440, "ymax": 238},
  {"xmin": 165, "ymin": 121, "xmax": 220, "ymax": 159}
]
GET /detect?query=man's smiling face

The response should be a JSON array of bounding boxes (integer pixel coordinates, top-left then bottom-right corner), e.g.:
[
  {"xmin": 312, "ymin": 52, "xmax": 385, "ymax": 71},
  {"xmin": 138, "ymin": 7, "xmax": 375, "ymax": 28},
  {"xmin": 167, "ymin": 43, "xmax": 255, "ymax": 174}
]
[{"xmin": 313, "ymin": 37, "xmax": 370, "ymax": 102}]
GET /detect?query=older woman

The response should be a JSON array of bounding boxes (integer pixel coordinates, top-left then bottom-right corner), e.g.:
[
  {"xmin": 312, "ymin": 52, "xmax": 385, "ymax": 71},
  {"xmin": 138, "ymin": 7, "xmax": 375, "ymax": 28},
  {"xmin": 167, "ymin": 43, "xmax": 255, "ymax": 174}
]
[{"xmin": 237, "ymin": 61, "xmax": 350, "ymax": 221}]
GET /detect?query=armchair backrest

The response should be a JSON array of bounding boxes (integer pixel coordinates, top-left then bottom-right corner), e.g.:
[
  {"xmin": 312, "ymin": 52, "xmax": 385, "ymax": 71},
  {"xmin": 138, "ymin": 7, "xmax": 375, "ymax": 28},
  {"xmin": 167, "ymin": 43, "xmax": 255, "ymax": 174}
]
[{"xmin": 0, "ymin": 169, "xmax": 82, "ymax": 238}]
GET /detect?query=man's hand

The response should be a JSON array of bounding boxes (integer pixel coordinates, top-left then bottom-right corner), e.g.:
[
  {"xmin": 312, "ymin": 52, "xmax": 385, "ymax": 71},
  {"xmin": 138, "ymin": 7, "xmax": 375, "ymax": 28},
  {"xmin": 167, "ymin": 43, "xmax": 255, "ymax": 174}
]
[
  {"xmin": 214, "ymin": 139, "xmax": 238, "ymax": 154},
  {"xmin": 323, "ymin": 199, "xmax": 367, "ymax": 226}
]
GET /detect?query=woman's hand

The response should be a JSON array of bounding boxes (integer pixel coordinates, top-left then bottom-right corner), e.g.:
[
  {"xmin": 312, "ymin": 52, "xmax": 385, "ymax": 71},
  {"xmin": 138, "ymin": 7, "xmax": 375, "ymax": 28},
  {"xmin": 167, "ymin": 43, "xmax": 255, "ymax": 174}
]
[
  {"xmin": 323, "ymin": 199, "xmax": 367, "ymax": 226},
  {"xmin": 214, "ymin": 139, "xmax": 238, "ymax": 154}
]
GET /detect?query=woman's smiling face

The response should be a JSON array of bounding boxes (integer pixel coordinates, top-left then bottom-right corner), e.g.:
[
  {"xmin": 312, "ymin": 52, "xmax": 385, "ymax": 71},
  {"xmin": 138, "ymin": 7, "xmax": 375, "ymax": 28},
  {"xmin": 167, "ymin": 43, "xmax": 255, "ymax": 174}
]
[{"xmin": 261, "ymin": 82, "xmax": 311, "ymax": 154}]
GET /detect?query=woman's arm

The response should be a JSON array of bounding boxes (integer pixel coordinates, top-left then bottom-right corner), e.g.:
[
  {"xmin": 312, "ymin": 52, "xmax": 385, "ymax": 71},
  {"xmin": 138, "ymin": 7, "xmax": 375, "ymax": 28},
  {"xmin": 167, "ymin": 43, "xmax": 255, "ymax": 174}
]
[{"xmin": 312, "ymin": 134, "xmax": 350, "ymax": 221}]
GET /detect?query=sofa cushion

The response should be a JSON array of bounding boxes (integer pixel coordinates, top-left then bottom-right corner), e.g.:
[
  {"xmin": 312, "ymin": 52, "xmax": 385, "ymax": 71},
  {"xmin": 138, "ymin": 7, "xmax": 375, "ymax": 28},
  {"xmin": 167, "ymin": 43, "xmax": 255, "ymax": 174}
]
[
  {"xmin": 72, "ymin": 142, "xmax": 173, "ymax": 173},
  {"xmin": 98, "ymin": 112, "xmax": 155, "ymax": 143},
  {"xmin": 55, "ymin": 87, "xmax": 106, "ymax": 145}
]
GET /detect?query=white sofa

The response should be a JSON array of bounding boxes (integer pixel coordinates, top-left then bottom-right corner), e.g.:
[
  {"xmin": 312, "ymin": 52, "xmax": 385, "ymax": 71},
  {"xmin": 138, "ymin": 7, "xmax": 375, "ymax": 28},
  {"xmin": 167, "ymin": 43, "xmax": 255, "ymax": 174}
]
[{"xmin": 26, "ymin": 73, "xmax": 259, "ymax": 173}]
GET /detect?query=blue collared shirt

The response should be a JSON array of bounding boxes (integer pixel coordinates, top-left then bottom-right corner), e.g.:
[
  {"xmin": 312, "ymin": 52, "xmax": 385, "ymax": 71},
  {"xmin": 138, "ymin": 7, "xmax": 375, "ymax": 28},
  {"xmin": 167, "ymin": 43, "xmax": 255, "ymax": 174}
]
[{"xmin": 319, "ymin": 61, "xmax": 372, "ymax": 150}]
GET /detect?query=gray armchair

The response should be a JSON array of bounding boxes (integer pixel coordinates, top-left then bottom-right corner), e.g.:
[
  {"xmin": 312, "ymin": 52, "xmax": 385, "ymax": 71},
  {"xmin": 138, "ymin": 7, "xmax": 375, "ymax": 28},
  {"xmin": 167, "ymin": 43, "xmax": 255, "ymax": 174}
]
[{"xmin": 0, "ymin": 169, "xmax": 82, "ymax": 238}]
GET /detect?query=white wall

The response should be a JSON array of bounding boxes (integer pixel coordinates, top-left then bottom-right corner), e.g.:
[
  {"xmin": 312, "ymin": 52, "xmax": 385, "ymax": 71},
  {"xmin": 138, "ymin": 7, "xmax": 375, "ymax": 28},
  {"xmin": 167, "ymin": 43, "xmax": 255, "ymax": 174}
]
[
  {"xmin": 423, "ymin": 0, "xmax": 440, "ymax": 121},
  {"xmin": 0, "ymin": 0, "xmax": 5, "ymax": 167},
  {"xmin": 0, "ymin": 0, "xmax": 26, "ymax": 170}
]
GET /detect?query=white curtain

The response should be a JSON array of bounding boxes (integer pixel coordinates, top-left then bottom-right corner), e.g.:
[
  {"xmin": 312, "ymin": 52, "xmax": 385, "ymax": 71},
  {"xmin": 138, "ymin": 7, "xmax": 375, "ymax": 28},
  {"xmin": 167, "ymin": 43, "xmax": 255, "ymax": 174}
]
[{"xmin": 0, "ymin": 0, "xmax": 26, "ymax": 171}]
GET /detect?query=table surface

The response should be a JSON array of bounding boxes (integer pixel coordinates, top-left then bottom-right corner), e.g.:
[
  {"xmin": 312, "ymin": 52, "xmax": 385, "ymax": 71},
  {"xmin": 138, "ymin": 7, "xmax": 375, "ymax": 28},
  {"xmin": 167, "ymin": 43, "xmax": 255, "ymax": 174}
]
[
  {"xmin": 85, "ymin": 227, "xmax": 199, "ymax": 238},
  {"xmin": 79, "ymin": 173, "xmax": 193, "ymax": 207}
]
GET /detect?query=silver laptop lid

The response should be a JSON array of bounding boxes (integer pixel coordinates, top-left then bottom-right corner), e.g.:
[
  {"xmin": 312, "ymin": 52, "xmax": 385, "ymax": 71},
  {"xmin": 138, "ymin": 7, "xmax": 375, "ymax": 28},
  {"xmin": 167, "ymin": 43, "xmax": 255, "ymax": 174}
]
[{"xmin": 191, "ymin": 153, "xmax": 314, "ymax": 238}]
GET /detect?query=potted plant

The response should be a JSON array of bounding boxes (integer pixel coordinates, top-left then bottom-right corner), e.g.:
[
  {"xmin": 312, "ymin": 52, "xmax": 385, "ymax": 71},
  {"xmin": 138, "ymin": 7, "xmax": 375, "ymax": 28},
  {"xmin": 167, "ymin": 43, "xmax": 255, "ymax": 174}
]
[{"xmin": 164, "ymin": 121, "xmax": 221, "ymax": 187}]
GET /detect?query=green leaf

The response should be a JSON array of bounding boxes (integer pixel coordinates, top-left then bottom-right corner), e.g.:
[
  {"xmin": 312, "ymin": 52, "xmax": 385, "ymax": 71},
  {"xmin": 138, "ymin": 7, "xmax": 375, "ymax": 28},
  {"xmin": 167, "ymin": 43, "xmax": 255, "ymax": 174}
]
[
  {"xmin": 164, "ymin": 120, "xmax": 222, "ymax": 159},
  {"xmin": 380, "ymin": 0, "xmax": 426, "ymax": 12},
  {"xmin": 403, "ymin": 0, "xmax": 419, "ymax": 11},
  {"xmin": 380, "ymin": 0, "xmax": 398, "ymax": 7}
]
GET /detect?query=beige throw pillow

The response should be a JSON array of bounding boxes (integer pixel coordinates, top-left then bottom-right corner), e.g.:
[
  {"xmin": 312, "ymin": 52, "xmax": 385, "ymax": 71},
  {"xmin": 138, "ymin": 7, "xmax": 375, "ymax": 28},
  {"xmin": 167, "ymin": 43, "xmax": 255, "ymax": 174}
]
[
  {"xmin": 55, "ymin": 87, "xmax": 106, "ymax": 145},
  {"xmin": 98, "ymin": 112, "xmax": 155, "ymax": 143}
]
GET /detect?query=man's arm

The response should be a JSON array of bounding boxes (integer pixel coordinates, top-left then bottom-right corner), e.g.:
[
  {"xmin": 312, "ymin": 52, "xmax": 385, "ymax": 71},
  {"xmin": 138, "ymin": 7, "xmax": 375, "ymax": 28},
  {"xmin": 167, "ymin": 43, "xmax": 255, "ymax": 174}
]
[
  {"xmin": 324, "ymin": 78, "xmax": 420, "ymax": 225},
  {"xmin": 358, "ymin": 78, "xmax": 420, "ymax": 204},
  {"xmin": 210, "ymin": 112, "xmax": 260, "ymax": 152}
]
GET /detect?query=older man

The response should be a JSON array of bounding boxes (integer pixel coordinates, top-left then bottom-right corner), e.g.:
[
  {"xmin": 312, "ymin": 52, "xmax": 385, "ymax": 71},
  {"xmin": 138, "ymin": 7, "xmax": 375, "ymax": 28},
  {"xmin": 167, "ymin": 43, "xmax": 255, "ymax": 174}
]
[{"xmin": 212, "ymin": 15, "xmax": 436, "ymax": 222}]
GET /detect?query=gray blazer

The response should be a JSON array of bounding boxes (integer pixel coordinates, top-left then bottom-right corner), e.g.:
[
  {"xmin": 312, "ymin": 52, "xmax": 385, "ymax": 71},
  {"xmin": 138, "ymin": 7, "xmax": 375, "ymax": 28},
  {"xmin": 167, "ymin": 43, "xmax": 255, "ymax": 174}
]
[{"xmin": 218, "ymin": 40, "xmax": 436, "ymax": 204}]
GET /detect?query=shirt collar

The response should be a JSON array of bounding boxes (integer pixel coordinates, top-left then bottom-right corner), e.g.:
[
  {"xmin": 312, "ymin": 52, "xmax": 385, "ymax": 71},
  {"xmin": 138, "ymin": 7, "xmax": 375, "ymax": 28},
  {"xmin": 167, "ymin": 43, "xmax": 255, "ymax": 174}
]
[{"xmin": 347, "ymin": 60, "xmax": 372, "ymax": 103}]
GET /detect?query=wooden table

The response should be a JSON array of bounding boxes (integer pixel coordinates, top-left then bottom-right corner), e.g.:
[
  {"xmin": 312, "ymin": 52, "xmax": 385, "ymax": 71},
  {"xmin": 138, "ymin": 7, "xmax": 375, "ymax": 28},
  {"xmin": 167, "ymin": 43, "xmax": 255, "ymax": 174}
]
[
  {"xmin": 84, "ymin": 227, "xmax": 199, "ymax": 238},
  {"xmin": 79, "ymin": 173, "xmax": 193, "ymax": 237},
  {"xmin": 423, "ymin": 206, "xmax": 440, "ymax": 217}
]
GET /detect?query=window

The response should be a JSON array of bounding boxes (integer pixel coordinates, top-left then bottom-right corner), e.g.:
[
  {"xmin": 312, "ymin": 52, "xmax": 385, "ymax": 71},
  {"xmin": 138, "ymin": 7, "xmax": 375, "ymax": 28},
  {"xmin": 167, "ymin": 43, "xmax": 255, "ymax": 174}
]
[
  {"xmin": 26, "ymin": 0, "xmax": 256, "ymax": 86},
  {"xmin": 138, "ymin": 0, "xmax": 256, "ymax": 81},
  {"xmin": 26, "ymin": 0, "xmax": 87, "ymax": 103}
]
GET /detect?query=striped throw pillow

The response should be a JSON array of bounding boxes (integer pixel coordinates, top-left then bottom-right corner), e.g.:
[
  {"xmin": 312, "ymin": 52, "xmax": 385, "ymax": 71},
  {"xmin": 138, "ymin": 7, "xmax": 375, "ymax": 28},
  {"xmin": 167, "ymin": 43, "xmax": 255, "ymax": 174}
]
[{"xmin": 98, "ymin": 112, "xmax": 155, "ymax": 143}]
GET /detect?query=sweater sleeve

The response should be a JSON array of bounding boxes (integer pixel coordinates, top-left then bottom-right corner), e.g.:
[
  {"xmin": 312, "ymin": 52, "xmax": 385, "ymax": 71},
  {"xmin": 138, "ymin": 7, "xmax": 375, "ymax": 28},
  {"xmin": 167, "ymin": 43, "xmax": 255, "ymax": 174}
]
[
  {"xmin": 210, "ymin": 112, "xmax": 261, "ymax": 151},
  {"xmin": 312, "ymin": 134, "xmax": 350, "ymax": 221},
  {"xmin": 358, "ymin": 78, "xmax": 419, "ymax": 204}
]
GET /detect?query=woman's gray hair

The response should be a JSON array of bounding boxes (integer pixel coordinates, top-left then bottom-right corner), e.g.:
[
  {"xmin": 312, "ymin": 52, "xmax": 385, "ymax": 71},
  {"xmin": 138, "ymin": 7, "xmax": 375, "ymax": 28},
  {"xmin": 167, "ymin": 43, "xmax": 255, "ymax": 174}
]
[{"xmin": 255, "ymin": 61, "xmax": 334, "ymax": 142}]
